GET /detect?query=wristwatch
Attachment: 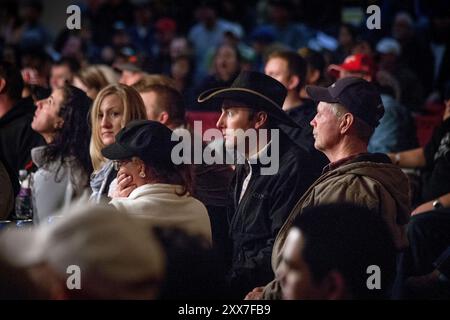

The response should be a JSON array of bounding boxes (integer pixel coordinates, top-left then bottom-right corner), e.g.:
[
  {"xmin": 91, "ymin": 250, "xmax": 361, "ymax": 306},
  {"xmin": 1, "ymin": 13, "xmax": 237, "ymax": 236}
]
[{"xmin": 432, "ymin": 199, "xmax": 443, "ymax": 209}]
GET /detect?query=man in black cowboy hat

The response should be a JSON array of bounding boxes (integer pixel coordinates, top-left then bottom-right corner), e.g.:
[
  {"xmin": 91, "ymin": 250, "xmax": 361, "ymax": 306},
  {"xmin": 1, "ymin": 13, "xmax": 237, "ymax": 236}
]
[{"xmin": 198, "ymin": 70, "xmax": 318, "ymax": 298}]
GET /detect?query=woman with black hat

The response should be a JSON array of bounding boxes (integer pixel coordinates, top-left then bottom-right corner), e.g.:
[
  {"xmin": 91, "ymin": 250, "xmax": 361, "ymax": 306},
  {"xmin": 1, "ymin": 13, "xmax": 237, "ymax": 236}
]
[{"xmin": 104, "ymin": 120, "xmax": 212, "ymax": 244}]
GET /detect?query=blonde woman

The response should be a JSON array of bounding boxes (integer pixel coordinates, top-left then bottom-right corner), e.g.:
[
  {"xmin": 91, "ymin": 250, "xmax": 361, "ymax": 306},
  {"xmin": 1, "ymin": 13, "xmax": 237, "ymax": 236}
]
[{"xmin": 89, "ymin": 84, "xmax": 147, "ymax": 203}]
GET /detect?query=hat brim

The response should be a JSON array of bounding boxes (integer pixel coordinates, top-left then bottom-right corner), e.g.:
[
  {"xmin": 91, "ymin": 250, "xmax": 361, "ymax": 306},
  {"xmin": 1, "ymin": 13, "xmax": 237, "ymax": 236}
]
[
  {"xmin": 101, "ymin": 142, "xmax": 135, "ymax": 160},
  {"xmin": 305, "ymin": 85, "xmax": 339, "ymax": 103},
  {"xmin": 198, "ymin": 87, "xmax": 301, "ymax": 128}
]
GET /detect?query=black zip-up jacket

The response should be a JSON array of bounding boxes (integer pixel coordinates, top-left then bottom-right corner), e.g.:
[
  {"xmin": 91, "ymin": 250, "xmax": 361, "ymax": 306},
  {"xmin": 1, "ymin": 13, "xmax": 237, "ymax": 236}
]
[
  {"xmin": 0, "ymin": 97, "xmax": 44, "ymax": 196},
  {"xmin": 226, "ymin": 131, "xmax": 320, "ymax": 297}
]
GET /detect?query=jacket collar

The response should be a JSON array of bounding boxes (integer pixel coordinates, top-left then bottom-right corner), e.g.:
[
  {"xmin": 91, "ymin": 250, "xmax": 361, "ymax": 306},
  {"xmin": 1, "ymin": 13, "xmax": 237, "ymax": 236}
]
[
  {"xmin": 31, "ymin": 145, "xmax": 47, "ymax": 168},
  {"xmin": 323, "ymin": 152, "xmax": 391, "ymax": 174}
]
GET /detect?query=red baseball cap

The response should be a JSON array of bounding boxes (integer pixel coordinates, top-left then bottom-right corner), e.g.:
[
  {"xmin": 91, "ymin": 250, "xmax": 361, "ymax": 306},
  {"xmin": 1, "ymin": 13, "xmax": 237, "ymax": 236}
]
[
  {"xmin": 155, "ymin": 18, "xmax": 177, "ymax": 33},
  {"xmin": 328, "ymin": 53, "xmax": 375, "ymax": 79}
]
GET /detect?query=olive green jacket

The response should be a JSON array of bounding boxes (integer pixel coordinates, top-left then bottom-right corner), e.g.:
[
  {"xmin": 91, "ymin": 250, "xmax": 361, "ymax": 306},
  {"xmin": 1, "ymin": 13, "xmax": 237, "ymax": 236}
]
[{"xmin": 262, "ymin": 155, "xmax": 411, "ymax": 299}]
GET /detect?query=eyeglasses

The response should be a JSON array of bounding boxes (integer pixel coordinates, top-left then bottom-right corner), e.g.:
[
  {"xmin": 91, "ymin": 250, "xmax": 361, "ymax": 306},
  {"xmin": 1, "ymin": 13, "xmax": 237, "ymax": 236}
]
[{"xmin": 112, "ymin": 159, "xmax": 131, "ymax": 171}]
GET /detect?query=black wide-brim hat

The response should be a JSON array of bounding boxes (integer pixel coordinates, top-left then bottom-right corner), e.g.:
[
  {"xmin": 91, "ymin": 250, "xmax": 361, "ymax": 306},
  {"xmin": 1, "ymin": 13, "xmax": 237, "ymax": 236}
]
[
  {"xmin": 101, "ymin": 120, "xmax": 176, "ymax": 167},
  {"xmin": 197, "ymin": 71, "xmax": 301, "ymax": 128}
]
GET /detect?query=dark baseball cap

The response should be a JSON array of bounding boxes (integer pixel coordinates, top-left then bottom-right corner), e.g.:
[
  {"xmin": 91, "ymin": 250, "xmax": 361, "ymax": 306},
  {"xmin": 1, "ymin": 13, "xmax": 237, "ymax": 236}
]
[
  {"xmin": 101, "ymin": 120, "xmax": 177, "ymax": 167},
  {"xmin": 306, "ymin": 77, "xmax": 384, "ymax": 128}
]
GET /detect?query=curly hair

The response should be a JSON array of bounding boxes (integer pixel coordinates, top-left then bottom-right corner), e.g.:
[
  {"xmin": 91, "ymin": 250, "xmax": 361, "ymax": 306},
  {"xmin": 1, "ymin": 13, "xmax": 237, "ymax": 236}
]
[{"xmin": 42, "ymin": 85, "xmax": 93, "ymax": 181}]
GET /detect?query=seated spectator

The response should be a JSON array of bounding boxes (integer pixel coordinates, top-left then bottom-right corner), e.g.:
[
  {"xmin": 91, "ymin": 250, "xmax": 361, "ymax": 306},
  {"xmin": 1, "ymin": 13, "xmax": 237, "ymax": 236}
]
[
  {"xmin": 257, "ymin": 77, "xmax": 411, "ymax": 300},
  {"xmin": 278, "ymin": 204, "xmax": 396, "ymax": 300},
  {"xmin": 73, "ymin": 65, "xmax": 118, "ymax": 100},
  {"xmin": 405, "ymin": 244, "xmax": 450, "ymax": 299},
  {"xmin": 0, "ymin": 61, "xmax": 44, "ymax": 219},
  {"xmin": 151, "ymin": 17, "xmax": 177, "ymax": 75},
  {"xmin": 104, "ymin": 120, "xmax": 212, "ymax": 244},
  {"xmin": 89, "ymin": 84, "xmax": 147, "ymax": 203},
  {"xmin": 397, "ymin": 205, "xmax": 450, "ymax": 299},
  {"xmin": 30, "ymin": 85, "xmax": 93, "ymax": 224},
  {"xmin": 298, "ymin": 48, "xmax": 332, "ymax": 98},
  {"xmin": 0, "ymin": 203, "xmax": 165, "ymax": 299},
  {"xmin": 0, "ymin": 255, "xmax": 43, "ymax": 299},
  {"xmin": 20, "ymin": 50, "xmax": 52, "ymax": 101},
  {"xmin": 392, "ymin": 12, "xmax": 434, "ymax": 96},
  {"xmin": 127, "ymin": 2, "xmax": 155, "ymax": 59},
  {"xmin": 170, "ymin": 55, "xmax": 196, "ymax": 108},
  {"xmin": 194, "ymin": 43, "xmax": 241, "ymax": 110},
  {"xmin": 332, "ymin": 23, "xmax": 357, "ymax": 64},
  {"xmin": 259, "ymin": 0, "xmax": 315, "ymax": 51},
  {"xmin": 170, "ymin": 37, "xmax": 193, "ymax": 61},
  {"xmin": 249, "ymin": 26, "xmax": 278, "ymax": 72},
  {"xmin": 53, "ymin": 30, "xmax": 87, "ymax": 65},
  {"xmin": 17, "ymin": 1, "xmax": 49, "ymax": 52},
  {"xmin": 188, "ymin": 1, "xmax": 243, "ymax": 82},
  {"xmin": 96, "ymin": 65, "xmax": 120, "ymax": 85},
  {"xmin": 132, "ymin": 74, "xmax": 177, "ymax": 92},
  {"xmin": 21, "ymin": 67, "xmax": 51, "ymax": 102},
  {"xmin": 369, "ymin": 70, "xmax": 418, "ymax": 153},
  {"xmin": 49, "ymin": 57, "xmax": 80, "ymax": 90},
  {"xmin": 0, "ymin": 160, "xmax": 14, "ymax": 219},
  {"xmin": 132, "ymin": 82, "xmax": 233, "ymax": 254},
  {"xmin": 114, "ymin": 57, "xmax": 146, "ymax": 86},
  {"xmin": 376, "ymin": 37, "xmax": 425, "ymax": 112},
  {"xmin": 388, "ymin": 87, "xmax": 450, "ymax": 207},
  {"xmin": 264, "ymin": 50, "xmax": 328, "ymax": 174},
  {"xmin": 198, "ymin": 71, "xmax": 318, "ymax": 298},
  {"xmin": 155, "ymin": 226, "xmax": 230, "ymax": 299}
]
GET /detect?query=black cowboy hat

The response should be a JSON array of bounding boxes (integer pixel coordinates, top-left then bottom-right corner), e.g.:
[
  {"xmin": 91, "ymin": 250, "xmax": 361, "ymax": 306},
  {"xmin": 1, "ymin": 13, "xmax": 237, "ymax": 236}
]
[{"xmin": 197, "ymin": 71, "xmax": 300, "ymax": 128}]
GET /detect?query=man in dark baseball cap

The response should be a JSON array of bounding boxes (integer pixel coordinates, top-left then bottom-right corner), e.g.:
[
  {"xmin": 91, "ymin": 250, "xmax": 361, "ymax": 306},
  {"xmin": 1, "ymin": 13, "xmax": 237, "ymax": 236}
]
[
  {"xmin": 306, "ymin": 76, "xmax": 385, "ymax": 128},
  {"xmin": 255, "ymin": 76, "xmax": 411, "ymax": 300}
]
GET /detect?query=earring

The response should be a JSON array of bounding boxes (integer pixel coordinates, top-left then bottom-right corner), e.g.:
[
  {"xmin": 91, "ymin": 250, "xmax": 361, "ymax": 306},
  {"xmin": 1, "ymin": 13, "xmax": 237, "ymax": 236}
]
[{"xmin": 139, "ymin": 171, "xmax": 146, "ymax": 178}]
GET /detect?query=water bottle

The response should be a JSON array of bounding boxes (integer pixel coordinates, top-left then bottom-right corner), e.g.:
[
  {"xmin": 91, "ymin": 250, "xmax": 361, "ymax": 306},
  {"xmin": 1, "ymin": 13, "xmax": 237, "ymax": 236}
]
[{"xmin": 14, "ymin": 170, "xmax": 33, "ymax": 220}]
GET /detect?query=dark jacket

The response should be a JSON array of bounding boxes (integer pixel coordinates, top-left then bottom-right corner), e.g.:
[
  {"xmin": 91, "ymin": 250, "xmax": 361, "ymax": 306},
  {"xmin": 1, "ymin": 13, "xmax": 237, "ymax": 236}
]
[
  {"xmin": 279, "ymin": 99, "xmax": 317, "ymax": 152},
  {"xmin": 422, "ymin": 118, "xmax": 450, "ymax": 202},
  {"xmin": 226, "ymin": 131, "xmax": 318, "ymax": 297},
  {"xmin": 263, "ymin": 153, "xmax": 411, "ymax": 299},
  {"xmin": 0, "ymin": 97, "xmax": 44, "ymax": 195},
  {"xmin": 0, "ymin": 160, "xmax": 14, "ymax": 219}
]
